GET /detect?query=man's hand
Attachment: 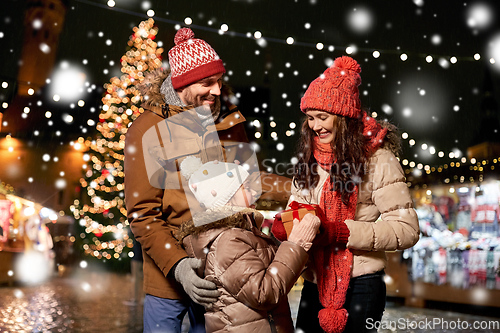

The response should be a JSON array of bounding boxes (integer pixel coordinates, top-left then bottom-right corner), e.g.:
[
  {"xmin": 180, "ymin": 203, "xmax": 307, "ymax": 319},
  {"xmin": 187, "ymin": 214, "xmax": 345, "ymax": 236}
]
[{"xmin": 174, "ymin": 258, "xmax": 220, "ymax": 306}]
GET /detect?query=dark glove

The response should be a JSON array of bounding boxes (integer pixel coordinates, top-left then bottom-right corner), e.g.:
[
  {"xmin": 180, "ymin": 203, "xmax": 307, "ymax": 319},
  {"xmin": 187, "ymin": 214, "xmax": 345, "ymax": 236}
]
[{"xmin": 174, "ymin": 258, "xmax": 220, "ymax": 306}]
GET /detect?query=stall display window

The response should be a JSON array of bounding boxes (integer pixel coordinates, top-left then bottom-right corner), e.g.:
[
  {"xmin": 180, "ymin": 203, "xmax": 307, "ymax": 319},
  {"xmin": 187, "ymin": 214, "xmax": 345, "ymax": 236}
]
[
  {"xmin": 470, "ymin": 183, "xmax": 500, "ymax": 239},
  {"xmin": 406, "ymin": 183, "xmax": 500, "ymax": 290}
]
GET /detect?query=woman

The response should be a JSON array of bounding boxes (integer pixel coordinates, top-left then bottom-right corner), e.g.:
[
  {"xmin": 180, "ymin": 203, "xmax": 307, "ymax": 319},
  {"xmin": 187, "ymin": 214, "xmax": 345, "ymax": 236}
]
[{"xmin": 285, "ymin": 56, "xmax": 420, "ymax": 333}]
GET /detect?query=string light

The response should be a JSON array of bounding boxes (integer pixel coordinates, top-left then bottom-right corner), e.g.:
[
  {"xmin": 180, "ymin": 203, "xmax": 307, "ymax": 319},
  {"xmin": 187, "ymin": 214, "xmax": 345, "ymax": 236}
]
[
  {"xmin": 400, "ymin": 129, "xmax": 472, "ymax": 163},
  {"xmin": 405, "ymin": 155, "xmax": 500, "ymax": 187},
  {"xmin": 68, "ymin": 0, "xmax": 493, "ymax": 65},
  {"xmin": 345, "ymin": 46, "xmax": 355, "ymax": 54}
]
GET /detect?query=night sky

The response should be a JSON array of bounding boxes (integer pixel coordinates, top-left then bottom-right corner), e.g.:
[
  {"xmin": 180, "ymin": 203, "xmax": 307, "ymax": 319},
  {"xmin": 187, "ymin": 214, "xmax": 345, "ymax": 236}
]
[{"xmin": 2, "ymin": 0, "xmax": 500, "ymax": 167}]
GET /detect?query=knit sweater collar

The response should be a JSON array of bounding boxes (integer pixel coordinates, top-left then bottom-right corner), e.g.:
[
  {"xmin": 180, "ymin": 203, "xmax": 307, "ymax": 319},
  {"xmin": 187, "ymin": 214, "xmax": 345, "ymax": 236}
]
[{"xmin": 161, "ymin": 72, "xmax": 184, "ymax": 107}]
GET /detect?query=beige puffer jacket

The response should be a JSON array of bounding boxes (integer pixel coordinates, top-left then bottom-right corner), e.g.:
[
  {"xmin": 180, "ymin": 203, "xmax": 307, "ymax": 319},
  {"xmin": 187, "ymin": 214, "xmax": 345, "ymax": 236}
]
[
  {"xmin": 179, "ymin": 208, "xmax": 308, "ymax": 333},
  {"xmin": 289, "ymin": 147, "xmax": 420, "ymax": 279}
]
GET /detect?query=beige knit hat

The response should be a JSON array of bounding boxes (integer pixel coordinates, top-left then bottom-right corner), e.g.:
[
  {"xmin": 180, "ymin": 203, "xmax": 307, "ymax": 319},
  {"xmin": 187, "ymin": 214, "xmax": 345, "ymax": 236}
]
[{"xmin": 180, "ymin": 156, "xmax": 249, "ymax": 211}]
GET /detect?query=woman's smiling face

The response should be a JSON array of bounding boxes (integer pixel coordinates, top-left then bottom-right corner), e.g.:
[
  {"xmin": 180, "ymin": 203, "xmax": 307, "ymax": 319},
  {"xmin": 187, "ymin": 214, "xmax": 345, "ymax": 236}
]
[{"xmin": 306, "ymin": 110, "xmax": 337, "ymax": 144}]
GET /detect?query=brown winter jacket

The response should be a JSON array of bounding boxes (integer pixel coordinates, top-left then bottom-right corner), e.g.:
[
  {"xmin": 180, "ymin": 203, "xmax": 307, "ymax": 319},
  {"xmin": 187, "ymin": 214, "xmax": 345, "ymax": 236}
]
[
  {"xmin": 124, "ymin": 70, "xmax": 291, "ymax": 299},
  {"xmin": 289, "ymin": 125, "xmax": 420, "ymax": 279},
  {"xmin": 179, "ymin": 208, "xmax": 308, "ymax": 333}
]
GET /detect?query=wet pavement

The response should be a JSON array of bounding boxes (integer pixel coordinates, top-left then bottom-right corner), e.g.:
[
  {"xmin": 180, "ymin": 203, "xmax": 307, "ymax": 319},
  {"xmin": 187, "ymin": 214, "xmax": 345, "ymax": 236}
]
[
  {"xmin": 0, "ymin": 268, "xmax": 143, "ymax": 333},
  {"xmin": 1, "ymin": 269, "xmax": 499, "ymax": 333}
]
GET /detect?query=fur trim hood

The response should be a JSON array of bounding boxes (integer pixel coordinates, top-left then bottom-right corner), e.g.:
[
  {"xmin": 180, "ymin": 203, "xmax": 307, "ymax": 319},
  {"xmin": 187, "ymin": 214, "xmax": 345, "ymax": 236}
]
[
  {"xmin": 137, "ymin": 68, "xmax": 171, "ymax": 108},
  {"xmin": 176, "ymin": 207, "xmax": 265, "ymax": 242}
]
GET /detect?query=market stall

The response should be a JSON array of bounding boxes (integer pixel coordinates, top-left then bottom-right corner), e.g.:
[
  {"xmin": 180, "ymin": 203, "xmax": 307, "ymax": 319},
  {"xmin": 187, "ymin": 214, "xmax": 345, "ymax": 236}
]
[
  {"xmin": 0, "ymin": 192, "xmax": 55, "ymax": 284},
  {"xmin": 385, "ymin": 175, "xmax": 500, "ymax": 307}
]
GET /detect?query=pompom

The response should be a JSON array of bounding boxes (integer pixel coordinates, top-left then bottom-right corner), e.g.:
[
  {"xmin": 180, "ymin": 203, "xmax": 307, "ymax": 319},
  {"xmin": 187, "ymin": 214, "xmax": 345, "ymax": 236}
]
[
  {"xmin": 334, "ymin": 56, "xmax": 361, "ymax": 74},
  {"xmin": 180, "ymin": 156, "xmax": 202, "ymax": 180},
  {"xmin": 174, "ymin": 28, "xmax": 195, "ymax": 45},
  {"xmin": 318, "ymin": 307, "xmax": 348, "ymax": 333}
]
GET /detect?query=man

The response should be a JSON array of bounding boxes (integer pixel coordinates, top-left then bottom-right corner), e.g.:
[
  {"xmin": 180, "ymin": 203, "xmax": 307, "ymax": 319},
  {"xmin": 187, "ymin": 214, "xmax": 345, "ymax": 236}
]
[{"xmin": 124, "ymin": 28, "xmax": 289, "ymax": 333}]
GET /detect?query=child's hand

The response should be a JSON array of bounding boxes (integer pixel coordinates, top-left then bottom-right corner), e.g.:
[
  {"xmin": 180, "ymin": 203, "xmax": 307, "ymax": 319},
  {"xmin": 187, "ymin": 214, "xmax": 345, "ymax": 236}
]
[{"xmin": 288, "ymin": 213, "xmax": 321, "ymax": 251}]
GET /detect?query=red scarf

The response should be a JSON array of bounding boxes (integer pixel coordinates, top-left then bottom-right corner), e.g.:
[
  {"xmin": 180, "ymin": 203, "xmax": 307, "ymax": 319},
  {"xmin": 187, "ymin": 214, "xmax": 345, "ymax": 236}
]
[{"xmin": 312, "ymin": 112, "xmax": 387, "ymax": 333}]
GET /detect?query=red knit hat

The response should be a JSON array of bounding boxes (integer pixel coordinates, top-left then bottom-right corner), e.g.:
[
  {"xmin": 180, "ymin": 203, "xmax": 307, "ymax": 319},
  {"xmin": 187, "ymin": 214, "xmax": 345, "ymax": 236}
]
[
  {"xmin": 168, "ymin": 28, "xmax": 226, "ymax": 89},
  {"xmin": 300, "ymin": 56, "xmax": 362, "ymax": 118}
]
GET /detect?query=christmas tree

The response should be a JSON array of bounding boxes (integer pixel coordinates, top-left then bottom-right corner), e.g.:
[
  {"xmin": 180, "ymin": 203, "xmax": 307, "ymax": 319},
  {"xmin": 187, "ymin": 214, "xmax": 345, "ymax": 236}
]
[{"xmin": 70, "ymin": 18, "xmax": 163, "ymax": 263}]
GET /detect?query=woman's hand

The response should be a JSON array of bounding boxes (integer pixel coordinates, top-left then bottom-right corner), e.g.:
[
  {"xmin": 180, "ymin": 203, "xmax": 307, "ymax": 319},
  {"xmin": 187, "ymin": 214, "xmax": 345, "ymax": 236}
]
[{"xmin": 311, "ymin": 219, "xmax": 351, "ymax": 249}]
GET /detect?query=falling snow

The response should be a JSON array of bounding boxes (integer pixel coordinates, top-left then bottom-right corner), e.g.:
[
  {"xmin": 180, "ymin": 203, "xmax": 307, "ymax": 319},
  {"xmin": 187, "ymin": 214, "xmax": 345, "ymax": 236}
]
[
  {"xmin": 466, "ymin": 2, "xmax": 494, "ymax": 29},
  {"xmin": 348, "ymin": 7, "xmax": 373, "ymax": 34}
]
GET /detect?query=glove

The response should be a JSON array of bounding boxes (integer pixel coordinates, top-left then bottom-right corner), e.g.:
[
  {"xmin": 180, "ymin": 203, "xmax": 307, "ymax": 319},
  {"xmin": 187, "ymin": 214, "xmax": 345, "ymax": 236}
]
[
  {"xmin": 313, "ymin": 220, "xmax": 350, "ymax": 248},
  {"xmin": 288, "ymin": 213, "xmax": 321, "ymax": 251},
  {"xmin": 271, "ymin": 214, "xmax": 287, "ymax": 242},
  {"xmin": 174, "ymin": 258, "xmax": 220, "ymax": 306}
]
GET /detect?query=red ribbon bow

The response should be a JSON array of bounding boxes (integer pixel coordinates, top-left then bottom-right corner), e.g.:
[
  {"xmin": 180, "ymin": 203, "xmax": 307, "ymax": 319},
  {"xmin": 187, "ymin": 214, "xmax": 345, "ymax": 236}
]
[
  {"xmin": 290, "ymin": 201, "xmax": 326, "ymax": 223},
  {"xmin": 274, "ymin": 201, "xmax": 325, "ymax": 223},
  {"xmin": 289, "ymin": 201, "xmax": 316, "ymax": 220}
]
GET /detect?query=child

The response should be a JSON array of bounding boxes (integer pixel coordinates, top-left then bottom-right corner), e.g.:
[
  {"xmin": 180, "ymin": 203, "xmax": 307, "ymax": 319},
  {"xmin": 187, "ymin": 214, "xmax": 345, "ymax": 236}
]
[{"xmin": 177, "ymin": 156, "xmax": 320, "ymax": 332}]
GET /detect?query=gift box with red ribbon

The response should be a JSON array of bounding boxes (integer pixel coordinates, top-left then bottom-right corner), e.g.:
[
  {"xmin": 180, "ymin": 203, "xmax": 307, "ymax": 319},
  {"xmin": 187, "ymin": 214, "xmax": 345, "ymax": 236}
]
[{"xmin": 271, "ymin": 201, "xmax": 324, "ymax": 241}]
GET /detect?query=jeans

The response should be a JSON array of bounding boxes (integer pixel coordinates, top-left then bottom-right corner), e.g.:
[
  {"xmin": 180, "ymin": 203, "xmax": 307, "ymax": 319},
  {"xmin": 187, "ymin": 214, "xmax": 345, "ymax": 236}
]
[
  {"xmin": 296, "ymin": 271, "xmax": 386, "ymax": 333},
  {"xmin": 143, "ymin": 294, "xmax": 206, "ymax": 333}
]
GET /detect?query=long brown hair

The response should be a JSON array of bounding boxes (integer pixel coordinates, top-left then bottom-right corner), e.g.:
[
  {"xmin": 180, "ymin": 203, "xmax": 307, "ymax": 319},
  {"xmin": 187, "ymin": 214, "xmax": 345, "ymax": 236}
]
[{"xmin": 293, "ymin": 113, "xmax": 368, "ymax": 205}]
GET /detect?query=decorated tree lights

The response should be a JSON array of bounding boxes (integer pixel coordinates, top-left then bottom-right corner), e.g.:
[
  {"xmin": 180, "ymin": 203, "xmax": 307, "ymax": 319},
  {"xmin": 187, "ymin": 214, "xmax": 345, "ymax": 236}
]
[{"xmin": 70, "ymin": 18, "xmax": 163, "ymax": 262}]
